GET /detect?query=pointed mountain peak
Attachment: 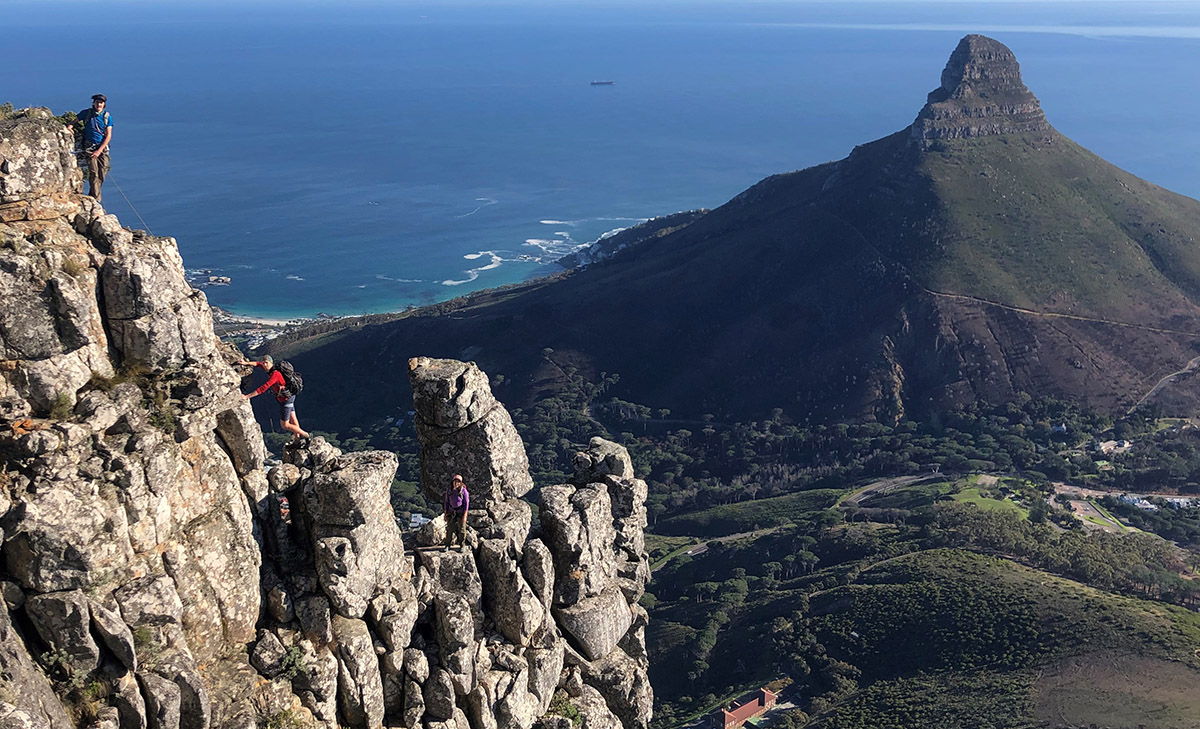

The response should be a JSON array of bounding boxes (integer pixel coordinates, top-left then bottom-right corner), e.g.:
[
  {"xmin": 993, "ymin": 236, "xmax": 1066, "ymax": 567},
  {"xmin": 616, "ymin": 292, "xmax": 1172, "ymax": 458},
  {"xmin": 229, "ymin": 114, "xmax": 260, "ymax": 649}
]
[{"xmin": 912, "ymin": 34, "xmax": 1052, "ymax": 142}]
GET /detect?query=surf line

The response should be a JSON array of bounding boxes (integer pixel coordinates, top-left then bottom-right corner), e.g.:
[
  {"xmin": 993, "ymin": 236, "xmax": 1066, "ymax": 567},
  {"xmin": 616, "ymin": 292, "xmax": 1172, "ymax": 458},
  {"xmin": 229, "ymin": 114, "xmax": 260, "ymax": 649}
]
[{"xmin": 455, "ymin": 198, "xmax": 499, "ymax": 219}]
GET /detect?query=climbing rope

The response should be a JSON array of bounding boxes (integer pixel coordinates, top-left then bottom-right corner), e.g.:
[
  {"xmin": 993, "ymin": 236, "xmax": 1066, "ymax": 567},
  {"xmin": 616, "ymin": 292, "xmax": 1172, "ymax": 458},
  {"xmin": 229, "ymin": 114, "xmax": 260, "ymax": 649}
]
[{"xmin": 106, "ymin": 173, "xmax": 153, "ymax": 235}]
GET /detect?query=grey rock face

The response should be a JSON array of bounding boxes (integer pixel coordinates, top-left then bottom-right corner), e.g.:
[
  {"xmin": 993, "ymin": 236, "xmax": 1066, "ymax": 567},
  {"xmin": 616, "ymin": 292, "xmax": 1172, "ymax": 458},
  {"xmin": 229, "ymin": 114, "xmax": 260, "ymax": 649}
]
[
  {"xmin": 0, "ymin": 116, "xmax": 657, "ymax": 729},
  {"xmin": 539, "ymin": 485, "xmax": 617, "ymax": 605},
  {"xmin": 24, "ymin": 590, "xmax": 101, "ymax": 675},
  {"xmin": 90, "ymin": 600, "xmax": 138, "ymax": 672},
  {"xmin": 477, "ymin": 539, "xmax": 545, "ymax": 647},
  {"xmin": 0, "ymin": 603, "xmax": 72, "ymax": 729},
  {"xmin": 912, "ymin": 34, "xmax": 1052, "ymax": 142},
  {"xmin": 138, "ymin": 672, "xmax": 181, "ymax": 729},
  {"xmin": 332, "ymin": 616, "xmax": 386, "ymax": 729},
  {"xmin": 408, "ymin": 357, "xmax": 534, "ymax": 506},
  {"xmin": 574, "ymin": 647, "xmax": 653, "ymax": 729},
  {"xmin": 0, "ymin": 114, "xmax": 282, "ymax": 728},
  {"xmin": 423, "ymin": 668, "xmax": 457, "ymax": 721},
  {"xmin": 0, "ymin": 111, "xmax": 79, "ymax": 201},
  {"xmin": 303, "ymin": 448, "xmax": 408, "ymax": 619},
  {"xmin": 113, "ymin": 673, "xmax": 148, "ymax": 729},
  {"xmin": 521, "ymin": 540, "xmax": 555, "ymax": 610}
]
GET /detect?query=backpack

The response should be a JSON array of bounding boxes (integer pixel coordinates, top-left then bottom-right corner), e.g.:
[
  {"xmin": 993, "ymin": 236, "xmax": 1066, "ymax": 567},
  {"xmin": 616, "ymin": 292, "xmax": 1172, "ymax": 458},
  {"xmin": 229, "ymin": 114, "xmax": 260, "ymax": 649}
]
[
  {"xmin": 276, "ymin": 360, "xmax": 304, "ymax": 398},
  {"xmin": 78, "ymin": 109, "xmax": 111, "ymax": 149}
]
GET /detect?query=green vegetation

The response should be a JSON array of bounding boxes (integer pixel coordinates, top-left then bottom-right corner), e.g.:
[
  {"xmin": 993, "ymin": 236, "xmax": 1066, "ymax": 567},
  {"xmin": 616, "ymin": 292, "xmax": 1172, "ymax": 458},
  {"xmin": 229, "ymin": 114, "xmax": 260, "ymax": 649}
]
[
  {"xmin": 263, "ymin": 355, "xmax": 1200, "ymax": 728},
  {"xmin": 547, "ymin": 689, "xmax": 582, "ymax": 728},
  {"xmin": 49, "ymin": 391, "xmax": 73, "ymax": 421},
  {"xmin": 655, "ymin": 490, "xmax": 842, "ymax": 537},
  {"xmin": 921, "ymin": 134, "xmax": 1200, "ymax": 322},
  {"xmin": 648, "ymin": 497, "xmax": 1200, "ymax": 729},
  {"xmin": 951, "ymin": 487, "xmax": 1028, "ymax": 516},
  {"xmin": 1103, "ymin": 496, "xmax": 1200, "ymax": 547},
  {"xmin": 280, "ymin": 645, "xmax": 305, "ymax": 682}
]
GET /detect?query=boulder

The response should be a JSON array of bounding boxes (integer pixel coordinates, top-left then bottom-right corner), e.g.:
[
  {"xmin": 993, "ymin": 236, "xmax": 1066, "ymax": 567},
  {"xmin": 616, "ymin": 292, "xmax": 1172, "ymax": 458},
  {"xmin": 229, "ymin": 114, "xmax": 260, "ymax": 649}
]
[
  {"xmin": 137, "ymin": 672, "xmax": 181, "ymax": 729},
  {"xmin": 577, "ymin": 647, "xmax": 653, "ymax": 729},
  {"xmin": 113, "ymin": 672, "xmax": 148, "ymax": 729},
  {"xmin": 571, "ymin": 438, "xmax": 634, "ymax": 482},
  {"xmin": 89, "ymin": 600, "xmax": 137, "ymax": 672},
  {"xmin": 303, "ymin": 450, "xmax": 407, "ymax": 619},
  {"xmin": 296, "ymin": 595, "xmax": 334, "ymax": 645},
  {"xmin": 552, "ymin": 586, "xmax": 632, "ymax": 662},
  {"xmin": 251, "ymin": 630, "xmax": 287, "ymax": 677},
  {"xmin": 24, "ymin": 590, "xmax": 101, "ymax": 675},
  {"xmin": 332, "ymin": 616, "xmax": 385, "ymax": 729},
  {"xmin": 520, "ymin": 540, "xmax": 554, "ymax": 610},
  {"xmin": 476, "ymin": 539, "xmax": 544, "ymax": 647},
  {"xmin": 0, "ymin": 111, "xmax": 79, "ymax": 200},
  {"xmin": 408, "ymin": 357, "xmax": 533, "ymax": 506},
  {"xmin": 433, "ymin": 592, "xmax": 476, "ymax": 694}
]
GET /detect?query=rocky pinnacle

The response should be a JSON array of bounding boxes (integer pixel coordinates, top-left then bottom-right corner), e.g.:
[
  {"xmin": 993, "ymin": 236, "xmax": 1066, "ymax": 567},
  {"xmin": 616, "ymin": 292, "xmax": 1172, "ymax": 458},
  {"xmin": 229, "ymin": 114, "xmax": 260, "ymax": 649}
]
[{"xmin": 911, "ymin": 34, "xmax": 1053, "ymax": 142}]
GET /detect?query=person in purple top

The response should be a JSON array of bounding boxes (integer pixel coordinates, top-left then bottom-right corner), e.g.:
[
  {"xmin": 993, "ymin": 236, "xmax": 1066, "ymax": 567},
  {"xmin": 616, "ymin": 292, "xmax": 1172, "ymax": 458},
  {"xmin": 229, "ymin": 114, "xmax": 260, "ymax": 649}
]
[{"xmin": 443, "ymin": 474, "xmax": 470, "ymax": 551}]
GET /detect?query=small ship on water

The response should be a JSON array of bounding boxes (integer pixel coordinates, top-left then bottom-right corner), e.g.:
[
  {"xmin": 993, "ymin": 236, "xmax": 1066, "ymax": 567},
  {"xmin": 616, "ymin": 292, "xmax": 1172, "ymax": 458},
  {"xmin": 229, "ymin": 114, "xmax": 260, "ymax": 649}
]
[{"xmin": 590, "ymin": 80, "xmax": 615, "ymax": 86}]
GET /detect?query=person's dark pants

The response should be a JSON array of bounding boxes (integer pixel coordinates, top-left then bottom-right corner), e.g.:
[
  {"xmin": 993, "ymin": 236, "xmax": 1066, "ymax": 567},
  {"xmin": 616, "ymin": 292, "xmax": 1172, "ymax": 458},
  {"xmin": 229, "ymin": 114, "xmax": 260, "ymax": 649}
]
[
  {"xmin": 87, "ymin": 150, "xmax": 110, "ymax": 201},
  {"xmin": 444, "ymin": 513, "xmax": 466, "ymax": 549}
]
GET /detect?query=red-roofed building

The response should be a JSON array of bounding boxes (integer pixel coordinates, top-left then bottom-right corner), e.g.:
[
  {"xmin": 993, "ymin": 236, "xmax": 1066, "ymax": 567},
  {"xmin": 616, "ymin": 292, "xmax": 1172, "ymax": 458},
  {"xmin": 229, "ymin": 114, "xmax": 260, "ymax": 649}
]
[{"xmin": 708, "ymin": 687, "xmax": 777, "ymax": 729}]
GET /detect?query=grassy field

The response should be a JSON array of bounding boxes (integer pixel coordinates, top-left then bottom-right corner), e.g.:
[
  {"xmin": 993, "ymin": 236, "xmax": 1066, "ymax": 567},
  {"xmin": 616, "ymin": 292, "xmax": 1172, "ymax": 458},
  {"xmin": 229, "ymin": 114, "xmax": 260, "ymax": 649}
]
[
  {"xmin": 1088, "ymin": 499, "xmax": 1134, "ymax": 532},
  {"xmin": 952, "ymin": 487, "xmax": 1029, "ymax": 517},
  {"xmin": 654, "ymin": 489, "xmax": 843, "ymax": 537}
]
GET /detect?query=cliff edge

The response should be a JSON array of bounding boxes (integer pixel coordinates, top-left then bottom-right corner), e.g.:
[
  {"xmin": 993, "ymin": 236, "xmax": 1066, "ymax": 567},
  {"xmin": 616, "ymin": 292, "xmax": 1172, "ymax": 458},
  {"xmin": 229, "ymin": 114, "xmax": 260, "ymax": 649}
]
[{"xmin": 0, "ymin": 109, "xmax": 651, "ymax": 729}]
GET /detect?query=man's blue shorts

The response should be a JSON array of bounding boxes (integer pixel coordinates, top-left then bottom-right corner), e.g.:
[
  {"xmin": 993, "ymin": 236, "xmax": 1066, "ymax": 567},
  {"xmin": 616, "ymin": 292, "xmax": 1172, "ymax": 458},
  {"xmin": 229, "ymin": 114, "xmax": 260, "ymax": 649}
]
[{"xmin": 279, "ymin": 395, "xmax": 296, "ymax": 420}]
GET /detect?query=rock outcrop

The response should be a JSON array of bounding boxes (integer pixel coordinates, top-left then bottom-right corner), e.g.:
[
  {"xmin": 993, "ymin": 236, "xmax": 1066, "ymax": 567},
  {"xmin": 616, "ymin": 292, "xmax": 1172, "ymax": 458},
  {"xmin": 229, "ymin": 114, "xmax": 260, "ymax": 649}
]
[
  {"xmin": 0, "ymin": 110, "xmax": 652, "ymax": 729},
  {"xmin": 912, "ymin": 34, "xmax": 1052, "ymax": 142},
  {"xmin": 407, "ymin": 358, "xmax": 652, "ymax": 729}
]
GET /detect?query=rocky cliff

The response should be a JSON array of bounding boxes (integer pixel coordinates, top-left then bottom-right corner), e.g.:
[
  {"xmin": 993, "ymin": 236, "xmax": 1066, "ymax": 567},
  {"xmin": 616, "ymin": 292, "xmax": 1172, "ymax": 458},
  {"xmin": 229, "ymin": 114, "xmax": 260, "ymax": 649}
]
[
  {"xmin": 0, "ymin": 108, "xmax": 652, "ymax": 729},
  {"xmin": 911, "ymin": 34, "xmax": 1052, "ymax": 142}
]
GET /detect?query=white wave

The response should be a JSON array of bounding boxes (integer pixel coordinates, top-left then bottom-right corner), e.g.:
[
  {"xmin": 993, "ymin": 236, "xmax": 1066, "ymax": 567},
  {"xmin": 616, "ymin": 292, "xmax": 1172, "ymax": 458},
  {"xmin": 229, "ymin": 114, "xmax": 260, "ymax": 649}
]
[
  {"xmin": 375, "ymin": 274, "xmax": 426, "ymax": 283},
  {"xmin": 443, "ymin": 251, "xmax": 503, "ymax": 286},
  {"xmin": 455, "ymin": 197, "xmax": 499, "ymax": 219},
  {"xmin": 286, "ymin": 275, "xmax": 305, "ymax": 281},
  {"xmin": 357, "ymin": 284, "xmax": 367, "ymax": 288},
  {"xmin": 597, "ymin": 225, "xmax": 628, "ymax": 240},
  {"xmin": 540, "ymin": 219, "xmax": 576, "ymax": 226}
]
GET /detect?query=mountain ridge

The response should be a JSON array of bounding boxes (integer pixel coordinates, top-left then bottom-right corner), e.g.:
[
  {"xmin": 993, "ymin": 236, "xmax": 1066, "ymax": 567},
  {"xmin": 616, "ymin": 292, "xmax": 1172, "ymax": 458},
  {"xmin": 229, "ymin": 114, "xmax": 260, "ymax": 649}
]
[{"xmin": 280, "ymin": 34, "xmax": 1200, "ymax": 430}]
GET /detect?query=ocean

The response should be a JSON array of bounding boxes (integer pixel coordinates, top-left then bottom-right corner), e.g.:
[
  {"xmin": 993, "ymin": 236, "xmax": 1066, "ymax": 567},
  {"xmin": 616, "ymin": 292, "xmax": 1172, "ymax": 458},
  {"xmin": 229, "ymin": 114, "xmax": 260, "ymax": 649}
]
[{"xmin": 6, "ymin": 1, "xmax": 1200, "ymax": 320}]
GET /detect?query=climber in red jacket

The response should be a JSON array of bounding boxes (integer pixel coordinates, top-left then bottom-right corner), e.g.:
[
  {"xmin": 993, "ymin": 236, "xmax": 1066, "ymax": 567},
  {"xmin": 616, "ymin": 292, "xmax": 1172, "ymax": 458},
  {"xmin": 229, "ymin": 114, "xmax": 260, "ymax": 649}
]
[{"xmin": 239, "ymin": 354, "xmax": 309, "ymax": 444}]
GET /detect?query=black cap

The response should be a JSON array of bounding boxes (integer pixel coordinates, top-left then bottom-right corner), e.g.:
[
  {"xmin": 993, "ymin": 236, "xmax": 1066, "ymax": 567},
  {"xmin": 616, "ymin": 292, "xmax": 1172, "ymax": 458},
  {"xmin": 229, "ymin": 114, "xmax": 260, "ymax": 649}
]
[{"xmin": 91, "ymin": 94, "xmax": 107, "ymax": 103}]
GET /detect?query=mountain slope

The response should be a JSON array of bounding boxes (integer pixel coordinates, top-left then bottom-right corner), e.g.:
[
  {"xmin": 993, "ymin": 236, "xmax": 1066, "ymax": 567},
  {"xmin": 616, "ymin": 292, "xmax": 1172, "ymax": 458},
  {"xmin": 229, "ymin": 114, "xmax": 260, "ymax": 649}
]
[{"xmin": 282, "ymin": 35, "xmax": 1200, "ymax": 429}]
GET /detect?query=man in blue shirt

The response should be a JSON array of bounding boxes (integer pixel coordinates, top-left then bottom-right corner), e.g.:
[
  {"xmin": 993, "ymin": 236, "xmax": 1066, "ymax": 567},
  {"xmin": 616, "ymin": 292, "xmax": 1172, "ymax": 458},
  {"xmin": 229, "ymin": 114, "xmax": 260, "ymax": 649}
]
[{"xmin": 77, "ymin": 94, "xmax": 113, "ymax": 201}]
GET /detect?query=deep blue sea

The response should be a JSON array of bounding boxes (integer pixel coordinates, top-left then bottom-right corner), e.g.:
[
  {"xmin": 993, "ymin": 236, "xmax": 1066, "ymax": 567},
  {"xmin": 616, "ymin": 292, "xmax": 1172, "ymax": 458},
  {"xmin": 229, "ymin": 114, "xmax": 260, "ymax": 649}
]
[{"xmin": 6, "ymin": 1, "xmax": 1200, "ymax": 319}]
